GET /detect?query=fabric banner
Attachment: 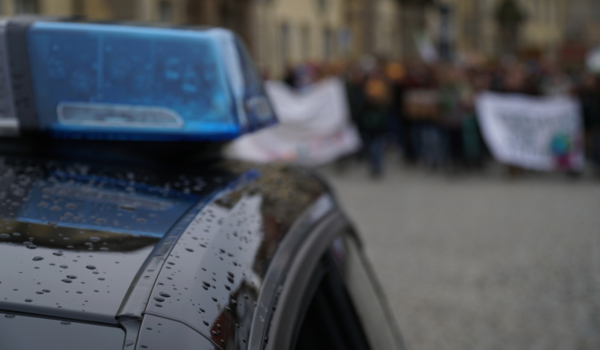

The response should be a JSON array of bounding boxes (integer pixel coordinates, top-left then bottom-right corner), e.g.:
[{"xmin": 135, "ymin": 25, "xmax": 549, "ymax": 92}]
[
  {"xmin": 475, "ymin": 92, "xmax": 584, "ymax": 171},
  {"xmin": 226, "ymin": 78, "xmax": 361, "ymax": 166}
]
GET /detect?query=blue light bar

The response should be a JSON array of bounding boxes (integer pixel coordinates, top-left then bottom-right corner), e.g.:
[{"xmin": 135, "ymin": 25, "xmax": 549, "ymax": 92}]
[{"xmin": 0, "ymin": 19, "xmax": 277, "ymax": 141}]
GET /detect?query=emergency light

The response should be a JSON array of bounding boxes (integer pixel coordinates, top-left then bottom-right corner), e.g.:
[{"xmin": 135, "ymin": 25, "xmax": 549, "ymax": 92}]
[{"xmin": 0, "ymin": 17, "xmax": 277, "ymax": 141}]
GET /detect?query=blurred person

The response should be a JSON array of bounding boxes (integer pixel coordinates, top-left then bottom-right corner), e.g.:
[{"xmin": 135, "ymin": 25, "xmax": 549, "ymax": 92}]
[
  {"xmin": 283, "ymin": 64, "xmax": 297, "ymax": 89},
  {"xmin": 438, "ymin": 65, "xmax": 472, "ymax": 169},
  {"xmin": 359, "ymin": 69, "xmax": 391, "ymax": 178},
  {"xmin": 385, "ymin": 62, "xmax": 406, "ymax": 157},
  {"xmin": 539, "ymin": 61, "xmax": 573, "ymax": 96},
  {"xmin": 401, "ymin": 63, "xmax": 430, "ymax": 164},
  {"xmin": 345, "ymin": 65, "xmax": 367, "ymax": 128},
  {"xmin": 501, "ymin": 64, "xmax": 528, "ymax": 94},
  {"xmin": 578, "ymin": 73, "xmax": 600, "ymax": 170},
  {"xmin": 463, "ymin": 71, "xmax": 492, "ymax": 167}
]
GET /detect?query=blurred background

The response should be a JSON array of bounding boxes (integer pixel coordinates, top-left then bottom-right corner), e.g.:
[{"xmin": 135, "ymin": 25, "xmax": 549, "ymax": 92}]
[{"xmin": 6, "ymin": 0, "xmax": 600, "ymax": 349}]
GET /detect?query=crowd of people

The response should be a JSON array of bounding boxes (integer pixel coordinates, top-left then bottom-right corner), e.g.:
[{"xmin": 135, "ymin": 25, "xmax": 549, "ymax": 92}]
[{"xmin": 280, "ymin": 57, "xmax": 600, "ymax": 178}]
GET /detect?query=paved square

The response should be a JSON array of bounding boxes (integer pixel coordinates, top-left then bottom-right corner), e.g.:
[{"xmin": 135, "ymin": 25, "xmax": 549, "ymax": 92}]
[{"xmin": 322, "ymin": 163, "xmax": 600, "ymax": 350}]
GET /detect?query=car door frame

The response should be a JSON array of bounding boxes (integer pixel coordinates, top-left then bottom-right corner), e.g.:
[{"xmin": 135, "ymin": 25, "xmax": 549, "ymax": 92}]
[{"xmin": 264, "ymin": 209, "xmax": 349, "ymax": 350}]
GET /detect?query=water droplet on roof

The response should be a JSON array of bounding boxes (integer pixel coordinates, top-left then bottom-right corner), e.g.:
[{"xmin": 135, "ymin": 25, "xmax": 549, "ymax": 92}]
[{"xmin": 32, "ymin": 256, "xmax": 43, "ymax": 261}]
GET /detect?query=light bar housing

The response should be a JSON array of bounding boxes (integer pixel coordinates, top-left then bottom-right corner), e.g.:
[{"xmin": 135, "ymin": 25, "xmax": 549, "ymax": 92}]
[{"xmin": 0, "ymin": 16, "xmax": 277, "ymax": 141}]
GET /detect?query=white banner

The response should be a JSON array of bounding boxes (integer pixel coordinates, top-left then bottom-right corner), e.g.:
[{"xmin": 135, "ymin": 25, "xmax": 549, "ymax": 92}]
[
  {"xmin": 475, "ymin": 92, "xmax": 584, "ymax": 171},
  {"xmin": 226, "ymin": 78, "xmax": 361, "ymax": 166}
]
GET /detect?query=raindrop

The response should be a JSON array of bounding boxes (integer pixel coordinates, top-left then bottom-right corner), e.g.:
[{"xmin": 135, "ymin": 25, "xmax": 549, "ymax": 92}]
[
  {"xmin": 12, "ymin": 232, "xmax": 20, "ymax": 237},
  {"xmin": 76, "ymin": 291, "xmax": 82, "ymax": 294},
  {"xmin": 66, "ymin": 275, "xmax": 77, "ymax": 279},
  {"xmin": 36, "ymin": 291, "xmax": 44, "ymax": 294},
  {"xmin": 100, "ymin": 247, "xmax": 109, "ymax": 251},
  {"xmin": 60, "ymin": 265, "xmax": 68, "ymax": 269},
  {"xmin": 98, "ymin": 278, "xmax": 105, "ymax": 281},
  {"xmin": 154, "ymin": 297, "xmax": 165, "ymax": 302},
  {"xmin": 5, "ymin": 314, "xmax": 15, "ymax": 318},
  {"xmin": 24, "ymin": 299, "xmax": 32, "ymax": 302},
  {"xmin": 61, "ymin": 279, "xmax": 72, "ymax": 283},
  {"xmin": 203, "ymin": 321, "xmax": 209, "ymax": 326},
  {"xmin": 0, "ymin": 234, "xmax": 9, "ymax": 238},
  {"xmin": 155, "ymin": 304, "xmax": 163, "ymax": 308},
  {"xmin": 61, "ymin": 321, "xmax": 71, "ymax": 325},
  {"xmin": 43, "ymin": 289, "xmax": 50, "ymax": 293},
  {"xmin": 32, "ymin": 256, "xmax": 44, "ymax": 261},
  {"xmin": 88, "ymin": 237, "xmax": 100, "ymax": 243},
  {"xmin": 159, "ymin": 292, "xmax": 170, "ymax": 298},
  {"xmin": 185, "ymin": 248, "xmax": 194, "ymax": 252},
  {"xmin": 86, "ymin": 265, "xmax": 96, "ymax": 270},
  {"xmin": 53, "ymin": 252, "xmax": 64, "ymax": 257}
]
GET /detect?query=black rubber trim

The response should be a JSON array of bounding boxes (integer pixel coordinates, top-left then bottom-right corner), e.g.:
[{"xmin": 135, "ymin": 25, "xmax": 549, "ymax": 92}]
[
  {"xmin": 6, "ymin": 16, "xmax": 39, "ymax": 132},
  {"xmin": 264, "ymin": 212, "xmax": 347, "ymax": 350}
]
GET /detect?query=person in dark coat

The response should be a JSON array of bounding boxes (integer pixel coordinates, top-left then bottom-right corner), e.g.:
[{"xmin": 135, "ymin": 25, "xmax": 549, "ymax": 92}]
[{"xmin": 359, "ymin": 71, "xmax": 391, "ymax": 177}]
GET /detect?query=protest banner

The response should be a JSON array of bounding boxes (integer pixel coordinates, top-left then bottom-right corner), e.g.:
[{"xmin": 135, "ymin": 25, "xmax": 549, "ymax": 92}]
[
  {"xmin": 475, "ymin": 92, "xmax": 584, "ymax": 171},
  {"xmin": 226, "ymin": 78, "xmax": 361, "ymax": 166}
]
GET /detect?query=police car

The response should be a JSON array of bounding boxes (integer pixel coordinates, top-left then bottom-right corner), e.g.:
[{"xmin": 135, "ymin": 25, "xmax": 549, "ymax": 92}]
[{"xmin": 0, "ymin": 16, "xmax": 406, "ymax": 350}]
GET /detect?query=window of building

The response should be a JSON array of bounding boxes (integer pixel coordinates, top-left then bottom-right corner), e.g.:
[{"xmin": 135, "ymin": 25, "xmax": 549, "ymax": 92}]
[
  {"xmin": 323, "ymin": 27, "xmax": 332, "ymax": 60},
  {"xmin": 302, "ymin": 25, "xmax": 311, "ymax": 61},
  {"xmin": 15, "ymin": 0, "xmax": 38, "ymax": 14},
  {"xmin": 317, "ymin": 0, "xmax": 328, "ymax": 12},
  {"xmin": 72, "ymin": 0, "xmax": 84, "ymax": 16},
  {"xmin": 281, "ymin": 22, "xmax": 291, "ymax": 65},
  {"xmin": 157, "ymin": 0, "xmax": 172, "ymax": 22}
]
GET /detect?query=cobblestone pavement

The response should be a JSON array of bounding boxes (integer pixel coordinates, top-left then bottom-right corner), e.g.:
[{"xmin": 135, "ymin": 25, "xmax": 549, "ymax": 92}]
[{"xmin": 320, "ymin": 162, "xmax": 600, "ymax": 350}]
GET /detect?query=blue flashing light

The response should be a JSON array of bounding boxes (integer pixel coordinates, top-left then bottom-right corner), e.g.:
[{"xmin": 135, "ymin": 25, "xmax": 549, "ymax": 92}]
[{"xmin": 25, "ymin": 22, "xmax": 276, "ymax": 141}]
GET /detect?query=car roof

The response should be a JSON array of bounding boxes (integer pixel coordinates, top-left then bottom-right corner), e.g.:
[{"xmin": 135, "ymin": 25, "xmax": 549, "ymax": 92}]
[{"xmin": 0, "ymin": 151, "xmax": 330, "ymax": 345}]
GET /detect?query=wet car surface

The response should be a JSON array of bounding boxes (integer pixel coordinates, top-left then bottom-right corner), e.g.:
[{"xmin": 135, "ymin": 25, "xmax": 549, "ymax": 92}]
[
  {"xmin": 1, "ymin": 146, "xmax": 384, "ymax": 349},
  {"xmin": 0, "ymin": 16, "xmax": 404, "ymax": 350}
]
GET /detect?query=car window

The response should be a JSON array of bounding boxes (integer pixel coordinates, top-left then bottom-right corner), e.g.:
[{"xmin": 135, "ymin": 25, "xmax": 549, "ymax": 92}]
[
  {"xmin": 330, "ymin": 233, "xmax": 403, "ymax": 350},
  {"xmin": 292, "ymin": 255, "xmax": 371, "ymax": 350},
  {"xmin": 0, "ymin": 312, "xmax": 124, "ymax": 350}
]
